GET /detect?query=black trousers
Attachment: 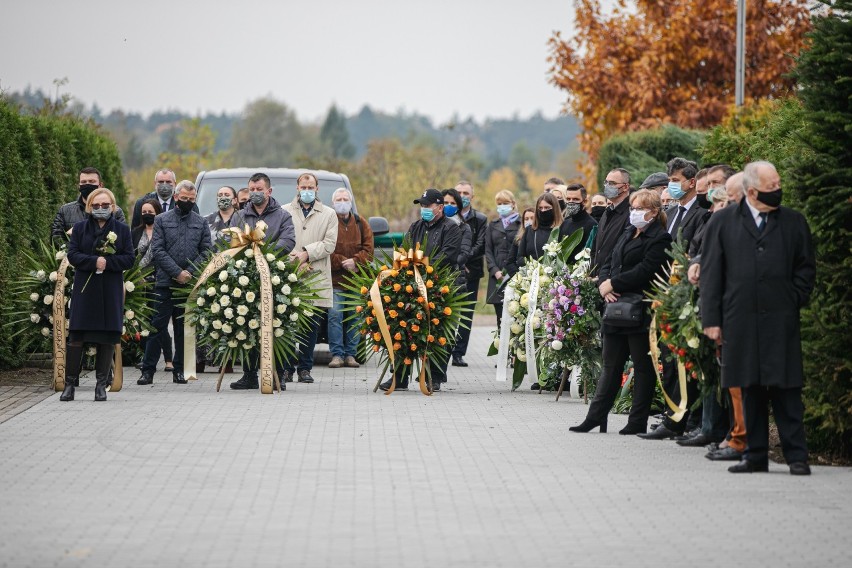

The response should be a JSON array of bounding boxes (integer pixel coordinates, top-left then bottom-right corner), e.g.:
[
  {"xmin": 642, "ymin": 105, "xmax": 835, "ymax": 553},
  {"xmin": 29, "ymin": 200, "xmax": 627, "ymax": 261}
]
[
  {"xmin": 393, "ymin": 354, "xmax": 450, "ymax": 386},
  {"xmin": 586, "ymin": 331, "xmax": 656, "ymax": 428},
  {"xmin": 661, "ymin": 348, "xmax": 702, "ymax": 433},
  {"xmin": 742, "ymin": 385, "xmax": 808, "ymax": 464},
  {"xmin": 452, "ymin": 277, "xmax": 480, "ymax": 357}
]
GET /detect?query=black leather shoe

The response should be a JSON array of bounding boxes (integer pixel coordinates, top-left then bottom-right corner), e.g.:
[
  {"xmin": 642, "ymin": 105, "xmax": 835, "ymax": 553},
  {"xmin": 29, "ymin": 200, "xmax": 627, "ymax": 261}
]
[
  {"xmin": 230, "ymin": 376, "xmax": 259, "ymax": 390},
  {"xmin": 677, "ymin": 434, "xmax": 714, "ymax": 447},
  {"xmin": 649, "ymin": 422, "xmax": 661, "ymax": 431},
  {"xmin": 94, "ymin": 383, "xmax": 107, "ymax": 401},
  {"xmin": 569, "ymin": 418, "xmax": 607, "ymax": 433},
  {"xmin": 728, "ymin": 459, "xmax": 769, "ymax": 473},
  {"xmin": 137, "ymin": 373, "xmax": 153, "ymax": 385},
  {"xmin": 173, "ymin": 373, "xmax": 187, "ymax": 384},
  {"xmin": 378, "ymin": 379, "xmax": 407, "ymax": 391},
  {"xmin": 619, "ymin": 424, "xmax": 646, "ymax": 435},
  {"xmin": 431, "ymin": 381, "xmax": 441, "ymax": 392},
  {"xmin": 674, "ymin": 427, "xmax": 702, "ymax": 441},
  {"xmin": 73, "ymin": 377, "xmax": 80, "ymax": 387},
  {"xmin": 637, "ymin": 424, "xmax": 680, "ymax": 440},
  {"xmin": 452, "ymin": 356, "xmax": 468, "ymax": 367},
  {"xmin": 530, "ymin": 383, "xmax": 541, "ymax": 390},
  {"xmin": 59, "ymin": 383, "xmax": 75, "ymax": 402},
  {"xmin": 789, "ymin": 462, "xmax": 811, "ymax": 476},
  {"xmin": 297, "ymin": 370, "xmax": 314, "ymax": 383},
  {"xmin": 706, "ymin": 446, "xmax": 743, "ymax": 461}
]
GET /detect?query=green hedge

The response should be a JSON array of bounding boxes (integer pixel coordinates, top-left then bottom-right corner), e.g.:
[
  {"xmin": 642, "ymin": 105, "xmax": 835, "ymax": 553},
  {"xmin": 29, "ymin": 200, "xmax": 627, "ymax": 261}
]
[
  {"xmin": 597, "ymin": 125, "xmax": 706, "ymax": 188},
  {"xmin": 0, "ymin": 99, "xmax": 125, "ymax": 368}
]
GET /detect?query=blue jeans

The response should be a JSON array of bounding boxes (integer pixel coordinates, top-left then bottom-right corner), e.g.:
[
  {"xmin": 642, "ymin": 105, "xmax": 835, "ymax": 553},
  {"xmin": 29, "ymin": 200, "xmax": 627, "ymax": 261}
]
[
  {"xmin": 142, "ymin": 287, "xmax": 184, "ymax": 374},
  {"xmin": 283, "ymin": 310, "xmax": 324, "ymax": 373},
  {"xmin": 328, "ymin": 289, "xmax": 360, "ymax": 358}
]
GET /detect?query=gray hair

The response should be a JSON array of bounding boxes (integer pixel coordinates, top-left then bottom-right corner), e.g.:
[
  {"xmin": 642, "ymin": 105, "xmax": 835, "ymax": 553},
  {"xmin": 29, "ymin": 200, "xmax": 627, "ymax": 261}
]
[
  {"xmin": 608, "ymin": 168, "xmax": 631, "ymax": 184},
  {"xmin": 332, "ymin": 187, "xmax": 352, "ymax": 200},
  {"xmin": 175, "ymin": 180, "xmax": 197, "ymax": 195},
  {"xmin": 154, "ymin": 169, "xmax": 176, "ymax": 183},
  {"xmin": 456, "ymin": 180, "xmax": 474, "ymax": 194},
  {"xmin": 742, "ymin": 161, "xmax": 777, "ymax": 192}
]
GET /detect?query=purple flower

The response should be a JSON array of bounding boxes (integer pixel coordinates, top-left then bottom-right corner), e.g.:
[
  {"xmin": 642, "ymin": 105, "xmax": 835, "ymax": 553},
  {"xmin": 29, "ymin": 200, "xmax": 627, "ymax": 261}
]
[
  {"xmin": 577, "ymin": 308, "xmax": 586, "ymax": 316},
  {"xmin": 558, "ymin": 285, "xmax": 566, "ymax": 294},
  {"xmin": 569, "ymin": 319, "xmax": 575, "ymax": 326}
]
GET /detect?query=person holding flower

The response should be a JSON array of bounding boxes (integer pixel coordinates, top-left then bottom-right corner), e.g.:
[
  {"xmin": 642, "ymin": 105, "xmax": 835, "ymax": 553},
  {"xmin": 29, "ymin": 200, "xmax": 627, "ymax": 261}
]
[
  {"xmin": 569, "ymin": 189, "xmax": 671, "ymax": 434},
  {"xmin": 60, "ymin": 188, "xmax": 134, "ymax": 401}
]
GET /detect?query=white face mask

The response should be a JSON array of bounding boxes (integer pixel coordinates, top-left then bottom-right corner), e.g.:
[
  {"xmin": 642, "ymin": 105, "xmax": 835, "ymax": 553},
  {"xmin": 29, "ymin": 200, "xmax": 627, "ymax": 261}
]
[
  {"xmin": 333, "ymin": 201, "xmax": 352, "ymax": 215},
  {"xmin": 629, "ymin": 209, "xmax": 651, "ymax": 229}
]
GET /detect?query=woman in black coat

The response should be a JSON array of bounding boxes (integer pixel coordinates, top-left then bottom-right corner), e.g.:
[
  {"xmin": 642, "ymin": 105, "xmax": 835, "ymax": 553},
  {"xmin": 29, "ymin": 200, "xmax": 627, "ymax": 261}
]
[
  {"xmin": 61, "ymin": 188, "xmax": 134, "ymax": 401},
  {"xmin": 515, "ymin": 193, "xmax": 575, "ymax": 266},
  {"xmin": 570, "ymin": 189, "xmax": 672, "ymax": 434},
  {"xmin": 484, "ymin": 190, "xmax": 521, "ymax": 329}
]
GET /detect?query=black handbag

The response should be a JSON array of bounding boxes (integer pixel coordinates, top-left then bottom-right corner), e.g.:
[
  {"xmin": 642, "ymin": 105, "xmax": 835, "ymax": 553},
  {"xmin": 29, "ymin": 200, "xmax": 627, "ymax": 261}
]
[{"xmin": 602, "ymin": 292, "xmax": 645, "ymax": 327}]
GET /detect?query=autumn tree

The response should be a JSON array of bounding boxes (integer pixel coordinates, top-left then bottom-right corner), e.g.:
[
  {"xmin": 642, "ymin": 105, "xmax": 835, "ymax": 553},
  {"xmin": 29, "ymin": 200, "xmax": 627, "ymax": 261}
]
[
  {"xmin": 230, "ymin": 97, "xmax": 304, "ymax": 166},
  {"xmin": 548, "ymin": 0, "xmax": 811, "ymax": 185}
]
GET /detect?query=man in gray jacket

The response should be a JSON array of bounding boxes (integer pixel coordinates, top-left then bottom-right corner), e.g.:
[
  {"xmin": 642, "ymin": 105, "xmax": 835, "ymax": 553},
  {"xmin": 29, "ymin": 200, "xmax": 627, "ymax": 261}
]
[
  {"xmin": 51, "ymin": 167, "xmax": 127, "ymax": 245},
  {"xmin": 138, "ymin": 180, "xmax": 212, "ymax": 386}
]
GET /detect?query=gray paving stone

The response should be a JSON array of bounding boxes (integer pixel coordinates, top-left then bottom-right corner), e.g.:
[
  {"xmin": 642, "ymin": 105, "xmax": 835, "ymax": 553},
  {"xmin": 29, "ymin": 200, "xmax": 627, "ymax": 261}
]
[{"xmin": 0, "ymin": 327, "xmax": 850, "ymax": 568}]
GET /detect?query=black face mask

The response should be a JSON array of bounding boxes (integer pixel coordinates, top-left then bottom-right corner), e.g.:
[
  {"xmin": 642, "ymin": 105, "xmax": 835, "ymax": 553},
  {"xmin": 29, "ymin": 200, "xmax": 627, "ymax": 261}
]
[
  {"xmin": 755, "ymin": 188, "xmax": 783, "ymax": 208},
  {"xmin": 696, "ymin": 193, "xmax": 712, "ymax": 210},
  {"xmin": 537, "ymin": 209, "xmax": 555, "ymax": 227},
  {"xmin": 557, "ymin": 199, "xmax": 567, "ymax": 212},
  {"xmin": 176, "ymin": 200, "xmax": 194, "ymax": 215},
  {"xmin": 79, "ymin": 183, "xmax": 98, "ymax": 200},
  {"xmin": 590, "ymin": 205, "xmax": 606, "ymax": 221},
  {"xmin": 141, "ymin": 213, "xmax": 156, "ymax": 226},
  {"xmin": 239, "ymin": 201, "xmax": 248, "ymax": 210}
]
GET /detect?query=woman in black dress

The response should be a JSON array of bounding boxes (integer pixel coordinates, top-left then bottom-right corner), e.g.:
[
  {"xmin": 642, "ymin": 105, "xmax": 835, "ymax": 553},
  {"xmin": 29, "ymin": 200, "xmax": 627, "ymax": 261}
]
[{"xmin": 61, "ymin": 188, "xmax": 134, "ymax": 401}]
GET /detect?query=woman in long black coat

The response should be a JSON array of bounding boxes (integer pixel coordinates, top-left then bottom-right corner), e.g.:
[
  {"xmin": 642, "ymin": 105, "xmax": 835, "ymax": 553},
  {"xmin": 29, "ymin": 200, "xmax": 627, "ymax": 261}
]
[
  {"xmin": 484, "ymin": 190, "xmax": 521, "ymax": 329},
  {"xmin": 570, "ymin": 189, "xmax": 672, "ymax": 434},
  {"xmin": 62, "ymin": 188, "xmax": 134, "ymax": 401},
  {"xmin": 515, "ymin": 193, "xmax": 574, "ymax": 266}
]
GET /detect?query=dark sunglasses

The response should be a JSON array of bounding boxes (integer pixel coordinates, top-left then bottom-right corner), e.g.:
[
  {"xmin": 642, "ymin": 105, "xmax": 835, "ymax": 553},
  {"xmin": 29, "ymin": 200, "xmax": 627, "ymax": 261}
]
[{"xmin": 91, "ymin": 203, "xmax": 112, "ymax": 210}]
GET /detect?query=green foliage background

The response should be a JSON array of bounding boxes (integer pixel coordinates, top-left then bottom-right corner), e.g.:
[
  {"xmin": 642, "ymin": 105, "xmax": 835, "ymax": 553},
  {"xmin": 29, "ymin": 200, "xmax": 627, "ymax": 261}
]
[{"xmin": 0, "ymin": 98, "xmax": 126, "ymax": 368}]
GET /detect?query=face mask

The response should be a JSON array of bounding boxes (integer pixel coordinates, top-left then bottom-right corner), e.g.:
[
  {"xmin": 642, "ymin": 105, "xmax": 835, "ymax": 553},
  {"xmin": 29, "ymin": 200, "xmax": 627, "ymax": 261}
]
[
  {"xmin": 667, "ymin": 181, "xmax": 686, "ymax": 200},
  {"xmin": 557, "ymin": 199, "xmax": 567, "ymax": 212},
  {"xmin": 496, "ymin": 204, "xmax": 514, "ymax": 218},
  {"xmin": 217, "ymin": 197, "xmax": 234, "ymax": 211},
  {"xmin": 300, "ymin": 190, "xmax": 316, "ymax": 204},
  {"xmin": 444, "ymin": 204, "xmax": 459, "ymax": 217},
  {"xmin": 176, "ymin": 200, "xmax": 194, "ymax": 215},
  {"xmin": 239, "ymin": 201, "xmax": 248, "ymax": 210},
  {"xmin": 420, "ymin": 207, "xmax": 435, "ymax": 222},
  {"xmin": 755, "ymin": 188, "xmax": 783, "ymax": 208},
  {"xmin": 79, "ymin": 183, "xmax": 98, "ymax": 200},
  {"xmin": 249, "ymin": 191, "xmax": 266, "ymax": 205},
  {"xmin": 333, "ymin": 201, "xmax": 352, "ymax": 215},
  {"xmin": 663, "ymin": 202, "xmax": 677, "ymax": 212},
  {"xmin": 629, "ymin": 209, "xmax": 650, "ymax": 229},
  {"xmin": 590, "ymin": 205, "xmax": 606, "ymax": 220},
  {"xmin": 524, "ymin": 220, "xmax": 533, "ymax": 228},
  {"xmin": 603, "ymin": 184, "xmax": 620, "ymax": 199},
  {"xmin": 156, "ymin": 183, "xmax": 174, "ymax": 200},
  {"xmin": 91, "ymin": 208, "xmax": 112, "ymax": 220},
  {"xmin": 563, "ymin": 203, "xmax": 582, "ymax": 217},
  {"xmin": 141, "ymin": 213, "xmax": 156, "ymax": 226},
  {"xmin": 537, "ymin": 209, "xmax": 555, "ymax": 226},
  {"xmin": 696, "ymin": 193, "xmax": 712, "ymax": 210},
  {"xmin": 461, "ymin": 196, "xmax": 471, "ymax": 209}
]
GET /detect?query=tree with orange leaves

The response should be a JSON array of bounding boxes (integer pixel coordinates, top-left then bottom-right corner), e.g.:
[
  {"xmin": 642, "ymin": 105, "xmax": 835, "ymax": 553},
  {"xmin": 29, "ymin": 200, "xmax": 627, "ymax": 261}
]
[{"xmin": 548, "ymin": 0, "xmax": 811, "ymax": 186}]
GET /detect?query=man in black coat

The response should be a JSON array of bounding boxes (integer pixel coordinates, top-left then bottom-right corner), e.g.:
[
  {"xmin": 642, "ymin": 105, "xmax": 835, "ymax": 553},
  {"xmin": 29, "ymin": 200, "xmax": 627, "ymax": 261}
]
[
  {"xmin": 590, "ymin": 168, "xmax": 631, "ymax": 277},
  {"xmin": 380, "ymin": 188, "xmax": 462, "ymax": 392},
  {"xmin": 451, "ymin": 180, "xmax": 488, "ymax": 367},
  {"xmin": 51, "ymin": 167, "xmax": 127, "ymax": 245},
  {"xmin": 561, "ymin": 183, "xmax": 598, "ymax": 259},
  {"xmin": 701, "ymin": 161, "xmax": 816, "ymax": 475},
  {"xmin": 130, "ymin": 169, "xmax": 198, "ymax": 228}
]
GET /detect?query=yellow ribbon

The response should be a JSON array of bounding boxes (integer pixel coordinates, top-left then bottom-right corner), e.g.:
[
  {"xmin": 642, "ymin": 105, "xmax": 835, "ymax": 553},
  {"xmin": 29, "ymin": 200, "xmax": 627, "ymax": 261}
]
[
  {"xmin": 369, "ymin": 245, "xmax": 433, "ymax": 395},
  {"xmin": 184, "ymin": 222, "xmax": 277, "ymax": 394},
  {"xmin": 649, "ymin": 313, "xmax": 687, "ymax": 422}
]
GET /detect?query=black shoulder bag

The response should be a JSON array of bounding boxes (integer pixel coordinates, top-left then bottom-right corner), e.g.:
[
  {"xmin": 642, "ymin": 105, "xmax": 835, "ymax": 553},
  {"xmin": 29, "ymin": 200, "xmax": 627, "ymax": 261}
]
[{"xmin": 602, "ymin": 292, "xmax": 645, "ymax": 327}]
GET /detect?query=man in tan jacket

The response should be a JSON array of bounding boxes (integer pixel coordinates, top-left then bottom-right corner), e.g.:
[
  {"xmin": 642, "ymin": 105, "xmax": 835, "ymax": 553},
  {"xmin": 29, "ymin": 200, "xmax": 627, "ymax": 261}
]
[{"xmin": 282, "ymin": 172, "xmax": 339, "ymax": 384}]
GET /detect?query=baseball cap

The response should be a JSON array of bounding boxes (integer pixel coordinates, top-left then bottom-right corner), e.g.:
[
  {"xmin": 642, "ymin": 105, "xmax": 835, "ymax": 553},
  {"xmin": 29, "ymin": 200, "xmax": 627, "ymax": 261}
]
[{"xmin": 414, "ymin": 188, "xmax": 444, "ymax": 205}]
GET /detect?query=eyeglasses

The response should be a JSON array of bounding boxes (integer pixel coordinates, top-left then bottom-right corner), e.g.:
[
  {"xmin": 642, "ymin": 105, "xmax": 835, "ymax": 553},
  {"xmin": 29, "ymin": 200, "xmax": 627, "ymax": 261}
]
[
  {"xmin": 91, "ymin": 203, "xmax": 112, "ymax": 210},
  {"xmin": 604, "ymin": 181, "xmax": 624, "ymax": 188},
  {"xmin": 628, "ymin": 207, "xmax": 649, "ymax": 212}
]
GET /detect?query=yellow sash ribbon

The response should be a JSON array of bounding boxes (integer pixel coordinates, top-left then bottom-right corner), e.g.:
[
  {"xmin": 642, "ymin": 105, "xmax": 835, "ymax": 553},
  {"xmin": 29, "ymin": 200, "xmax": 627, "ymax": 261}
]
[
  {"xmin": 649, "ymin": 313, "xmax": 687, "ymax": 422},
  {"xmin": 184, "ymin": 222, "xmax": 278, "ymax": 394},
  {"xmin": 369, "ymin": 245, "xmax": 432, "ymax": 395}
]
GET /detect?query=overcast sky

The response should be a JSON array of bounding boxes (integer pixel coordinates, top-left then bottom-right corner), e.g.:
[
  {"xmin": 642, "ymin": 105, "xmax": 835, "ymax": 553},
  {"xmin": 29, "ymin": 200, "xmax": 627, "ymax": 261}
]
[{"xmin": 1, "ymin": 0, "xmax": 580, "ymax": 124}]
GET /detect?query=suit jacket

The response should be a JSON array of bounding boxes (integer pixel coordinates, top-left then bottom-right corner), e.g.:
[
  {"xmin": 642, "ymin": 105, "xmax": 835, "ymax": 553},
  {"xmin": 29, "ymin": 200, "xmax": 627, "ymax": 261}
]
[
  {"xmin": 700, "ymin": 200, "xmax": 815, "ymax": 388},
  {"xmin": 132, "ymin": 192, "xmax": 198, "ymax": 229},
  {"xmin": 669, "ymin": 201, "xmax": 709, "ymax": 252},
  {"xmin": 591, "ymin": 197, "xmax": 630, "ymax": 277}
]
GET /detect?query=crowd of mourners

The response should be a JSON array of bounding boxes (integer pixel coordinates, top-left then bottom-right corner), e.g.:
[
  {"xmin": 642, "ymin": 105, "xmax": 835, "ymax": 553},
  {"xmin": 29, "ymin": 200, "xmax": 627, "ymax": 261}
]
[{"xmin": 51, "ymin": 156, "xmax": 815, "ymax": 475}]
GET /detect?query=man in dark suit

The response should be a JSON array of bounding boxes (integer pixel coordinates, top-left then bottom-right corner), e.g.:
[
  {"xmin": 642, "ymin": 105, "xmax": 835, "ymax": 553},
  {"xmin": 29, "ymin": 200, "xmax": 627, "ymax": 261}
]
[
  {"xmin": 131, "ymin": 169, "xmax": 177, "ymax": 228},
  {"xmin": 590, "ymin": 168, "xmax": 631, "ymax": 277},
  {"xmin": 700, "ymin": 161, "xmax": 815, "ymax": 475}
]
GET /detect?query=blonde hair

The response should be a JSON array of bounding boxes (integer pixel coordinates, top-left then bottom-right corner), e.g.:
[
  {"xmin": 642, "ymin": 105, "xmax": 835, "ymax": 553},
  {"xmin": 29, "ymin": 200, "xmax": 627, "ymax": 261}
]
[
  {"xmin": 495, "ymin": 190, "xmax": 515, "ymax": 204},
  {"xmin": 549, "ymin": 185, "xmax": 567, "ymax": 200},
  {"xmin": 630, "ymin": 189, "xmax": 666, "ymax": 227},
  {"xmin": 85, "ymin": 188, "xmax": 117, "ymax": 214}
]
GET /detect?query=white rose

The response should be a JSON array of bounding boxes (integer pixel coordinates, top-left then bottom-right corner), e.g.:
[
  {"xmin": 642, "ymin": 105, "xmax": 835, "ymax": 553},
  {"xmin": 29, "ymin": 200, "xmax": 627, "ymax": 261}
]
[
  {"xmin": 49, "ymin": 315, "xmax": 54, "ymax": 324},
  {"xmin": 248, "ymin": 319, "xmax": 259, "ymax": 329},
  {"xmin": 36, "ymin": 270, "xmax": 46, "ymax": 281},
  {"xmin": 291, "ymin": 297, "xmax": 301, "ymax": 307},
  {"xmin": 228, "ymin": 340, "xmax": 239, "ymax": 348},
  {"xmin": 238, "ymin": 275, "xmax": 250, "ymax": 286},
  {"xmin": 222, "ymin": 323, "xmax": 233, "ymax": 334},
  {"xmin": 206, "ymin": 286, "xmax": 216, "ymax": 297},
  {"xmin": 237, "ymin": 305, "xmax": 249, "ymax": 316},
  {"xmin": 125, "ymin": 310, "xmax": 135, "ymax": 320},
  {"xmin": 519, "ymin": 293, "xmax": 529, "ymax": 306},
  {"xmin": 243, "ymin": 343, "xmax": 254, "ymax": 350},
  {"xmin": 274, "ymin": 328, "xmax": 284, "ymax": 337},
  {"xmin": 55, "ymin": 250, "xmax": 66, "ymax": 260},
  {"xmin": 273, "ymin": 318, "xmax": 282, "ymax": 328},
  {"xmin": 224, "ymin": 307, "xmax": 234, "ymax": 319},
  {"xmin": 289, "ymin": 313, "xmax": 299, "ymax": 322},
  {"xmin": 220, "ymin": 295, "xmax": 231, "ymax": 306},
  {"xmin": 492, "ymin": 336, "xmax": 500, "ymax": 349},
  {"xmin": 288, "ymin": 273, "xmax": 298, "ymax": 282},
  {"xmin": 236, "ymin": 331, "xmax": 247, "ymax": 341},
  {"xmin": 210, "ymin": 331, "xmax": 220, "ymax": 339},
  {"xmin": 212, "ymin": 320, "xmax": 223, "ymax": 330},
  {"xmin": 236, "ymin": 316, "xmax": 246, "ymax": 326},
  {"xmin": 199, "ymin": 317, "xmax": 208, "ymax": 327},
  {"xmin": 280, "ymin": 285, "xmax": 291, "ymax": 296},
  {"xmin": 30, "ymin": 314, "xmax": 40, "ymax": 323},
  {"xmin": 236, "ymin": 260, "xmax": 247, "ymax": 269},
  {"xmin": 210, "ymin": 303, "xmax": 221, "ymax": 314},
  {"xmin": 141, "ymin": 329, "xmax": 150, "ymax": 337},
  {"xmin": 687, "ymin": 337, "xmax": 700, "ymax": 349},
  {"xmin": 271, "ymin": 275, "xmax": 281, "ymax": 286},
  {"xmin": 219, "ymin": 270, "xmax": 229, "ymax": 282},
  {"xmin": 43, "ymin": 295, "xmax": 54, "ymax": 305},
  {"xmin": 220, "ymin": 283, "xmax": 230, "ymax": 293},
  {"xmin": 510, "ymin": 323, "xmax": 522, "ymax": 335},
  {"xmin": 41, "ymin": 327, "xmax": 50, "ymax": 337},
  {"xmin": 244, "ymin": 249, "xmax": 254, "ymax": 258},
  {"xmin": 30, "ymin": 293, "xmax": 39, "ymax": 302},
  {"xmin": 196, "ymin": 297, "xmax": 206, "ymax": 307},
  {"xmin": 507, "ymin": 301, "xmax": 520, "ymax": 316},
  {"xmin": 276, "ymin": 304, "xmax": 286, "ymax": 314},
  {"xmin": 125, "ymin": 281, "xmax": 136, "ymax": 293},
  {"xmin": 551, "ymin": 340, "xmax": 563, "ymax": 351},
  {"xmin": 516, "ymin": 349, "xmax": 527, "ymax": 362},
  {"xmin": 266, "ymin": 253, "xmax": 275, "ymax": 262},
  {"xmin": 245, "ymin": 291, "xmax": 256, "ymax": 303},
  {"xmin": 276, "ymin": 261, "xmax": 286, "ymax": 271},
  {"xmin": 49, "ymin": 271, "xmax": 57, "ymax": 282},
  {"xmin": 531, "ymin": 317, "xmax": 541, "ymax": 330},
  {"xmin": 232, "ymin": 287, "xmax": 242, "ymax": 298}
]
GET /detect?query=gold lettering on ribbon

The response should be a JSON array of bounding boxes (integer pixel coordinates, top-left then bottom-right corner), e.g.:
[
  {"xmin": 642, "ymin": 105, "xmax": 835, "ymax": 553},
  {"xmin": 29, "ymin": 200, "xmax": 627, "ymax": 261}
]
[
  {"xmin": 648, "ymin": 314, "xmax": 687, "ymax": 421},
  {"xmin": 254, "ymin": 247, "xmax": 275, "ymax": 394},
  {"xmin": 52, "ymin": 257, "xmax": 71, "ymax": 391}
]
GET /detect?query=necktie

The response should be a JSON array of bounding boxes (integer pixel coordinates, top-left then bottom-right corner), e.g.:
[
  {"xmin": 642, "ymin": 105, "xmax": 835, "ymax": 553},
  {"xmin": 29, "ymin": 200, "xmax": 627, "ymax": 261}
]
[
  {"xmin": 758, "ymin": 212, "xmax": 768, "ymax": 233},
  {"xmin": 668, "ymin": 206, "xmax": 685, "ymax": 236},
  {"xmin": 162, "ymin": 200, "xmax": 169, "ymax": 212}
]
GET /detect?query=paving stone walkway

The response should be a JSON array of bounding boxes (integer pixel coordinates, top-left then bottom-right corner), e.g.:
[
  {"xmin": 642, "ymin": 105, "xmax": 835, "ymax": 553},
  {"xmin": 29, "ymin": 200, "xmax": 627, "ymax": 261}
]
[{"xmin": 1, "ymin": 327, "xmax": 850, "ymax": 567}]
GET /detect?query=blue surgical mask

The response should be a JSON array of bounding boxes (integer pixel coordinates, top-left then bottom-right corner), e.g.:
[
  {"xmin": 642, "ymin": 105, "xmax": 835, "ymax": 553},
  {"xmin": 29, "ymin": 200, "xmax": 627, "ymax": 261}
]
[
  {"xmin": 496, "ymin": 204, "xmax": 513, "ymax": 218},
  {"xmin": 420, "ymin": 207, "xmax": 435, "ymax": 222},
  {"xmin": 461, "ymin": 196, "xmax": 471, "ymax": 208},
  {"xmin": 300, "ymin": 190, "xmax": 316, "ymax": 204},
  {"xmin": 667, "ymin": 181, "xmax": 686, "ymax": 200},
  {"xmin": 444, "ymin": 204, "xmax": 458, "ymax": 217}
]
